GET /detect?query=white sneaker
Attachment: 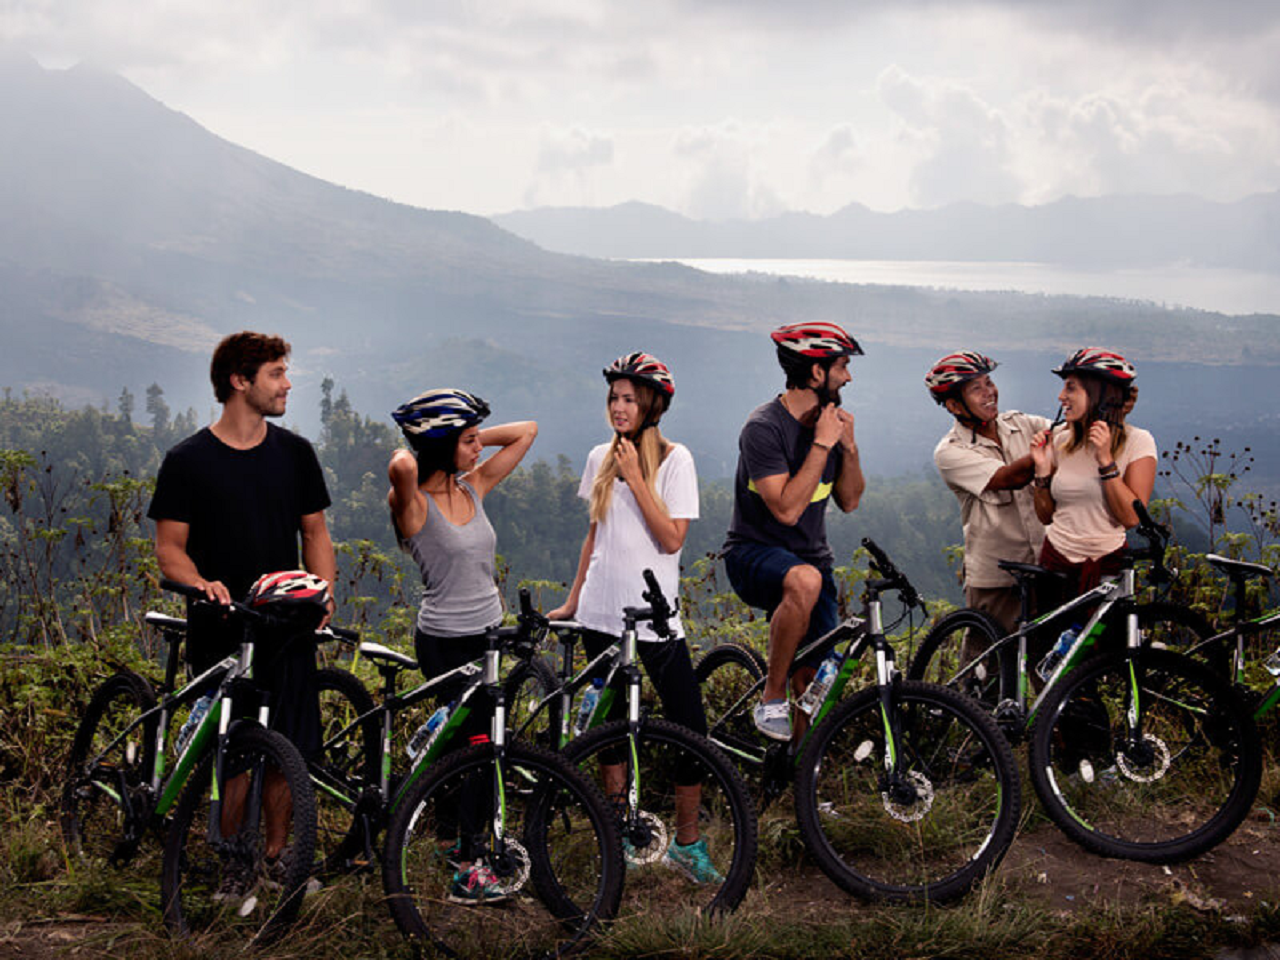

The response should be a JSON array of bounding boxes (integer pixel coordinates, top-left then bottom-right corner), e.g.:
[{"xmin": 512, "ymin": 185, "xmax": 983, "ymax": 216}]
[{"xmin": 753, "ymin": 700, "xmax": 791, "ymax": 741}]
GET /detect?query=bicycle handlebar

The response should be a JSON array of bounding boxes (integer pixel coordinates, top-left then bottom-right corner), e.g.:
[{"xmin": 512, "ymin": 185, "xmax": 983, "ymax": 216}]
[
  {"xmin": 617, "ymin": 568, "xmax": 675, "ymax": 638},
  {"xmin": 861, "ymin": 538, "xmax": 923, "ymax": 609},
  {"xmin": 1126, "ymin": 499, "xmax": 1173, "ymax": 583},
  {"xmin": 161, "ymin": 578, "xmax": 265, "ymax": 623}
]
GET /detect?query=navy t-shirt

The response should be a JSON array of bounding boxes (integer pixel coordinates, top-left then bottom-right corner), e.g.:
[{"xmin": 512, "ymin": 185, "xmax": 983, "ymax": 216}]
[
  {"xmin": 148, "ymin": 424, "xmax": 330, "ymax": 666},
  {"xmin": 723, "ymin": 397, "xmax": 841, "ymax": 566}
]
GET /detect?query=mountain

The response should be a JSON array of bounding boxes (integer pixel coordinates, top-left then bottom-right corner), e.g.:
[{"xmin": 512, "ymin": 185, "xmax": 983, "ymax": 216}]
[
  {"xmin": 493, "ymin": 195, "xmax": 1280, "ymax": 272},
  {"xmin": 3, "ymin": 49, "xmax": 1280, "ymax": 484}
]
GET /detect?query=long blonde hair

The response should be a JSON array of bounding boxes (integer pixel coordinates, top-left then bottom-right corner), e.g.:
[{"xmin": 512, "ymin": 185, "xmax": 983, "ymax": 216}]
[{"xmin": 589, "ymin": 379, "xmax": 670, "ymax": 523}]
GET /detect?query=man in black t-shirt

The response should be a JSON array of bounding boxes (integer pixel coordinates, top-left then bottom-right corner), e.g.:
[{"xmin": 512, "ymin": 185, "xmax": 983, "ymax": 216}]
[
  {"xmin": 148, "ymin": 331, "xmax": 335, "ymax": 886},
  {"xmin": 723, "ymin": 322, "xmax": 865, "ymax": 742}
]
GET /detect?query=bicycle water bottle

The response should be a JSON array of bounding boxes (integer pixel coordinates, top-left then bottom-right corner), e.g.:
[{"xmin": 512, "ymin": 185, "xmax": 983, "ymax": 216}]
[
  {"xmin": 797, "ymin": 652, "xmax": 842, "ymax": 715},
  {"xmin": 406, "ymin": 704, "xmax": 450, "ymax": 760},
  {"xmin": 1265, "ymin": 647, "xmax": 1280, "ymax": 677},
  {"xmin": 176, "ymin": 695, "xmax": 213, "ymax": 755},
  {"xmin": 1037, "ymin": 626, "xmax": 1080, "ymax": 681},
  {"xmin": 574, "ymin": 678, "xmax": 605, "ymax": 736}
]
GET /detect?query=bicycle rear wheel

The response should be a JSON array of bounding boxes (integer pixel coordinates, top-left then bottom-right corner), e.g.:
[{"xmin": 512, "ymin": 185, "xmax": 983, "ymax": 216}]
[
  {"xmin": 1028, "ymin": 648, "xmax": 1260, "ymax": 863},
  {"xmin": 795, "ymin": 680, "xmax": 1021, "ymax": 902},
  {"xmin": 312, "ymin": 667, "xmax": 379, "ymax": 875},
  {"xmin": 563, "ymin": 716, "xmax": 758, "ymax": 915},
  {"xmin": 504, "ymin": 655, "xmax": 561, "ymax": 749},
  {"xmin": 61, "ymin": 671, "xmax": 157, "ymax": 867},
  {"xmin": 906, "ymin": 609, "xmax": 1013, "ymax": 722},
  {"xmin": 694, "ymin": 642, "xmax": 768, "ymax": 775},
  {"xmin": 383, "ymin": 740, "xmax": 624, "ymax": 958},
  {"xmin": 161, "ymin": 724, "xmax": 317, "ymax": 945}
]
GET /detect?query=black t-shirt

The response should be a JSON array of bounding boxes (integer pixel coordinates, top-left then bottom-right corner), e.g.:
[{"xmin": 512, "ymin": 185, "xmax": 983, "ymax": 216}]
[
  {"xmin": 723, "ymin": 397, "xmax": 841, "ymax": 566},
  {"xmin": 149, "ymin": 424, "xmax": 330, "ymax": 665}
]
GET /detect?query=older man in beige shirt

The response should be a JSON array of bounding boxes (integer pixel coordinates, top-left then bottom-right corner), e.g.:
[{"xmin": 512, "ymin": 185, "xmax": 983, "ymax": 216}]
[{"xmin": 927, "ymin": 352, "xmax": 1048, "ymax": 634}]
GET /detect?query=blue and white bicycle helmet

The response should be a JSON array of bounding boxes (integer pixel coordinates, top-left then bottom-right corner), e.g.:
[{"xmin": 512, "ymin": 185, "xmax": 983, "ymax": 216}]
[{"xmin": 391, "ymin": 388, "xmax": 491, "ymax": 440}]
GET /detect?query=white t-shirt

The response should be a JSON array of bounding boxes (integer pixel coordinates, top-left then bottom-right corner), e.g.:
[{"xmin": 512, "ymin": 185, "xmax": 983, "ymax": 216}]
[
  {"xmin": 575, "ymin": 441, "xmax": 699, "ymax": 641},
  {"xmin": 1046, "ymin": 425, "xmax": 1157, "ymax": 563}
]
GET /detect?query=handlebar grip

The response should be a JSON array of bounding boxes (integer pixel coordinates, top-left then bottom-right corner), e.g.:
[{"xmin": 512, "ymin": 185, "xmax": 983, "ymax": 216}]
[
  {"xmin": 861, "ymin": 537, "xmax": 895, "ymax": 577},
  {"xmin": 1132, "ymin": 498, "xmax": 1158, "ymax": 531},
  {"xmin": 642, "ymin": 568, "xmax": 664, "ymax": 602},
  {"xmin": 161, "ymin": 578, "xmax": 207, "ymax": 601},
  {"xmin": 324, "ymin": 625, "xmax": 360, "ymax": 643}
]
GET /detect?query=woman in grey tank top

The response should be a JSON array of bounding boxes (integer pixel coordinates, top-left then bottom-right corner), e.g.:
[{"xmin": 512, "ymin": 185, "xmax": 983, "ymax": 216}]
[{"xmin": 388, "ymin": 388, "xmax": 537, "ymax": 903}]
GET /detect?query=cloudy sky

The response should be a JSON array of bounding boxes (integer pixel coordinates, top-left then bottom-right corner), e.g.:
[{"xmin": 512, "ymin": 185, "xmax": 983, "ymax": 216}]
[{"xmin": 5, "ymin": 0, "xmax": 1280, "ymax": 219}]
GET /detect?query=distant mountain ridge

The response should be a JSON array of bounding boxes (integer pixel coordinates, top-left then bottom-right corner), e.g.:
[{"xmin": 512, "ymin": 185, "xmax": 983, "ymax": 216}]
[
  {"xmin": 4, "ymin": 48, "xmax": 1280, "ymax": 483},
  {"xmin": 493, "ymin": 195, "xmax": 1280, "ymax": 272}
]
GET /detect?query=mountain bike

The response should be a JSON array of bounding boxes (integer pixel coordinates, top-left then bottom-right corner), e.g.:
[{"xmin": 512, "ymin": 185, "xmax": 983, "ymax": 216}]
[
  {"xmin": 506, "ymin": 571, "xmax": 758, "ymax": 915},
  {"xmin": 300, "ymin": 593, "xmax": 625, "ymax": 959},
  {"xmin": 906, "ymin": 501, "xmax": 1211, "ymax": 742},
  {"xmin": 907, "ymin": 502, "xmax": 1260, "ymax": 863},
  {"xmin": 61, "ymin": 579, "xmax": 322, "ymax": 944},
  {"xmin": 1024, "ymin": 548, "xmax": 1279, "ymax": 863},
  {"xmin": 694, "ymin": 538, "xmax": 1021, "ymax": 902}
]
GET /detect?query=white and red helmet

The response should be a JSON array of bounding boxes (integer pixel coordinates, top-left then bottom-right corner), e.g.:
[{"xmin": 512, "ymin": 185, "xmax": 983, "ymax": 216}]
[
  {"xmin": 925, "ymin": 351, "xmax": 998, "ymax": 404},
  {"xmin": 603, "ymin": 352, "xmax": 675, "ymax": 399},
  {"xmin": 247, "ymin": 570, "xmax": 331, "ymax": 628},
  {"xmin": 771, "ymin": 322, "xmax": 863, "ymax": 360},
  {"xmin": 1053, "ymin": 348, "xmax": 1136, "ymax": 386}
]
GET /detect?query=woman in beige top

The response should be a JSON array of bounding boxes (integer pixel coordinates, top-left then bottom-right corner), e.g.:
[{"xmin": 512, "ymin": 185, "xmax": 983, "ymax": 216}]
[{"xmin": 1029, "ymin": 347, "xmax": 1155, "ymax": 602}]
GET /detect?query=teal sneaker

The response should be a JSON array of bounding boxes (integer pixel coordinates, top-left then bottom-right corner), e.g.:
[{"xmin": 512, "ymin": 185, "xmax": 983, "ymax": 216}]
[
  {"xmin": 661, "ymin": 838, "xmax": 724, "ymax": 885},
  {"xmin": 448, "ymin": 863, "xmax": 508, "ymax": 905}
]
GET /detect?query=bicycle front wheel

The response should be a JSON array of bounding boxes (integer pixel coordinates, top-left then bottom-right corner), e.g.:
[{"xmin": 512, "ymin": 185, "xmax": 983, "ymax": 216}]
[
  {"xmin": 795, "ymin": 680, "xmax": 1021, "ymax": 902},
  {"xmin": 383, "ymin": 740, "xmax": 624, "ymax": 958},
  {"xmin": 161, "ymin": 724, "xmax": 318, "ymax": 945},
  {"xmin": 61, "ymin": 671, "xmax": 157, "ymax": 867},
  {"xmin": 1028, "ymin": 648, "xmax": 1260, "ymax": 863},
  {"xmin": 564, "ymin": 717, "xmax": 759, "ymax": 915}
]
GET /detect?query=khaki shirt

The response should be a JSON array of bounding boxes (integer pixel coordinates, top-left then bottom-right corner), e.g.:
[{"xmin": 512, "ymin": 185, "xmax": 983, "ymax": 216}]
[{"xmin": 934, "ymin": 411, "xmax": 1049, "ymax": 589}]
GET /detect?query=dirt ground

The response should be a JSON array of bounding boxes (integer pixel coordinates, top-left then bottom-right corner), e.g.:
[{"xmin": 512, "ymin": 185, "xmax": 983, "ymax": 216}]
[{"xmin": 7, "ymin": 806, "xmax": 1280, "ymax": 958}]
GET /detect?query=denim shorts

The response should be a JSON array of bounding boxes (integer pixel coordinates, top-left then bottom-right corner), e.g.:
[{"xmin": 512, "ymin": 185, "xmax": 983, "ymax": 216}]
[{"xmin": 723, "ymin": 542, "xmax": 838, "ymax": 669}]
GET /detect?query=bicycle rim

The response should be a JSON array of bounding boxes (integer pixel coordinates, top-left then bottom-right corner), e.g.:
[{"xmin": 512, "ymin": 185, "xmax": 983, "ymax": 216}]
[
  {"xmin": 1029, "ymin": 649, "xmax": 1260, "ymax": 862},
  {"xmin": 161, "ymin": 725, "xmax": 317, "ymax": 945},
  {"xmin": 694, "ymin": 643, "xmax": 769, "ymax": 778},
  {"xmin": 796, "ymin": 681, "xmax": 1020, "ymax": 901},
  {"xmin": 906, "ymin": 609, "xmax": 1011, "ymax": 718},
  {"xmin": 564, "ymin": 717, "xmax": 758, "ymax": 915},
  {"xmin": 313, "ymin": 667, "xmax": 379, "ymax": 875},
  {"xmin": 61, "ymin": 671, "xmax": 157, "ymax": 867},
  {"xmin": 383, "ymin": 741, "xmax": 623, "ymax": 959}
]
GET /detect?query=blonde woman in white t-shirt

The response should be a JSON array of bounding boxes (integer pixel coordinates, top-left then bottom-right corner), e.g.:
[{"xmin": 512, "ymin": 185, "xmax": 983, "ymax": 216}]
[
  {"xmin": 547, "ymin": 351, "xmax": 722, "ymax": 884},
  {"xmin": 1029, "ymin": 347, "xmax": 1155, "ymax": 602}
]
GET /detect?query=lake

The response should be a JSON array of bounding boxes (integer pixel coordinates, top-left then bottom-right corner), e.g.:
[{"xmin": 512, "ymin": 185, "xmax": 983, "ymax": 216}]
[{"xmin": 641, "ymin": 258, "xmax": 1280, "ymax": 317}]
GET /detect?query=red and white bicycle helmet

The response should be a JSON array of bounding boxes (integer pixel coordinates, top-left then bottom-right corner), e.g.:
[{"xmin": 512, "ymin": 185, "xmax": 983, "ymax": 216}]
[
  {"xmin": 246, "ymin": 570, "xmax": 331, "ymax": 628},
  {"xmin": 771, "ymin": 322, "xmax": 863, "ymax": 360},
  {"xmin": 925, "ymin": 351, "xmax": 998, "ymax": 404},
  {"xmin": 603, "ymin": 352, "xmax": 675, "ymax": 399},
  {"xmin": 1053, "ymin": 348, "xmax": 1136, "ymax": 385}
]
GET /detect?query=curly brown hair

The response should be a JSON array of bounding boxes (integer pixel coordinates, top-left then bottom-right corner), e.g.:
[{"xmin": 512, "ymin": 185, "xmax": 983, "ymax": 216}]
[{"xmin": 210, "ymin": 331, "xmax": 291, "ymax": 403}]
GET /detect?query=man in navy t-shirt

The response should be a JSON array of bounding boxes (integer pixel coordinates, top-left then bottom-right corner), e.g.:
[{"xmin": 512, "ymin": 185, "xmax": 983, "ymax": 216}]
[{"xmin": 723, "ymin": 322, "xmax": 865, "ymax": 742}]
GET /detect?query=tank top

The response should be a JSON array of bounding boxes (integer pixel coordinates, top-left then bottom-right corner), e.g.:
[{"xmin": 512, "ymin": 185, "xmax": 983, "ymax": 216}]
[{"xmin": 399, "ymin": 478, "xmax": 503, "ymax": 636}]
